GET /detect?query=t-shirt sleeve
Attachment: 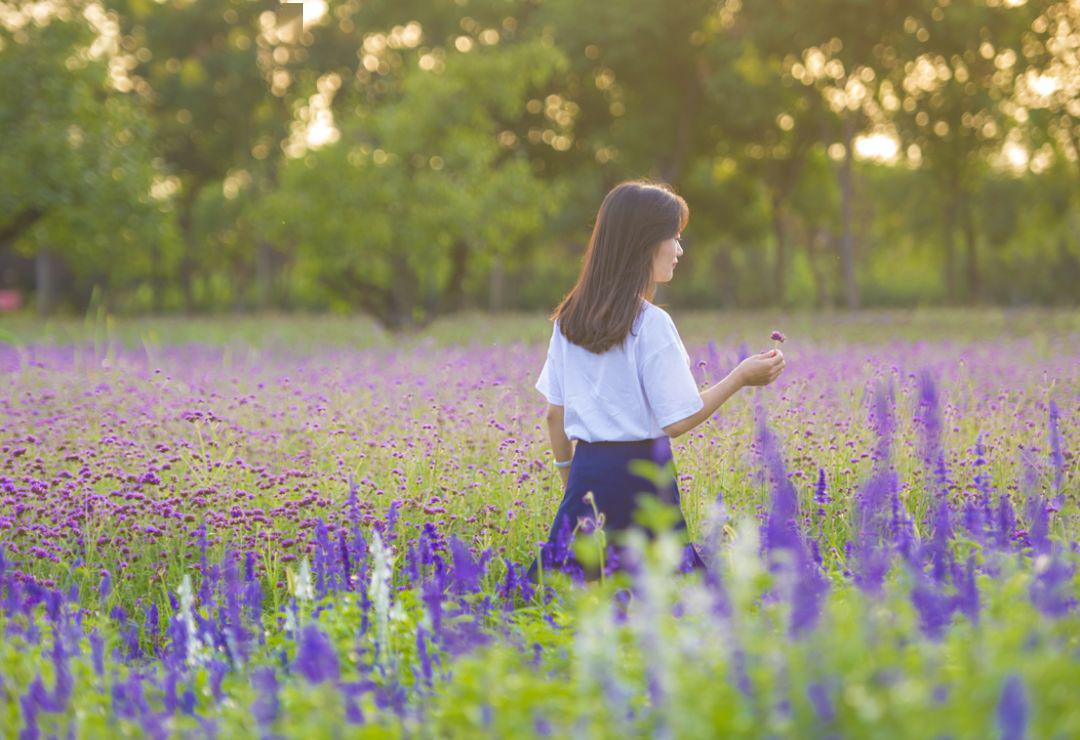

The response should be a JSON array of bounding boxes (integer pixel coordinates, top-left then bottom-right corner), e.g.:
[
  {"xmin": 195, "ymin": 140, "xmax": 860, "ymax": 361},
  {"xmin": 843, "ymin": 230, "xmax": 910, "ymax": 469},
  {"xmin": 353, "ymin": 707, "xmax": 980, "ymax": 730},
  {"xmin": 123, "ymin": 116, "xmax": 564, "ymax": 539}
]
[
  {"xmin": 535, "ymin": 321, "xmax": 564, "ymax": 405},
  {"xmin": 641, "ymin": 317, "xmax": 704, "ymax": 428}
]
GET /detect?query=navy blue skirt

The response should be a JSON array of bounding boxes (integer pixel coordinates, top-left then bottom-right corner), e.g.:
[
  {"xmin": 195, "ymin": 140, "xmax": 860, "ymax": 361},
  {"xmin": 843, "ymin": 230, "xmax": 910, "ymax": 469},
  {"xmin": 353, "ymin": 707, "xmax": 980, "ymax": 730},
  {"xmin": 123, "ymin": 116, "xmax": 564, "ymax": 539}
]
[{"xmin": 526, "ymin": 436, "xmax": 706, "ymax": 583}]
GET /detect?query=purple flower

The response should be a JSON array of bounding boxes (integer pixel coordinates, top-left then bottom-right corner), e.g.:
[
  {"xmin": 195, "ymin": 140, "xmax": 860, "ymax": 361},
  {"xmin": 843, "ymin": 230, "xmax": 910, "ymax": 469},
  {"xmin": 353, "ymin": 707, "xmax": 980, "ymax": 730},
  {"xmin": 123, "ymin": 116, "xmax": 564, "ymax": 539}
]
[
  {"xmin": 807, "ymin": 681, "xmax": 834, "ymax": 723},
  {"xmin": 449, "ymin": 537, "xmax": 483, "ymax": 593},
  {"xmin": 295, "ymin": 625, "xmax": 339, "ymax": 684},
  {"xmin": 813, "ymin": 468, "xmax": 829, "ymax": 506},
  {"xmin": 251, "ymin": 666, "xmax": 279, "ymax": 728},
  {"xmin": 1048, "ymin": 400, "xmax": 1064, "ymax": 493},
  {"xmin": 997, "ymin": 674, "xmax": 1027, "ymax": 740},
  {"xmin": 1029, "ymin": 552, "xmax": 1077, "ymax": 618},
  {"xmin": 415, "ymin": 623, "xmax": 434, "ymax": 687},
  {"xmin": 951, "ymin": 553, "xmax": 980, "ymax": 624},
  {"xmin": 770, "ymin": 330, "xmax": 786, "ymax": 343},
  {"xmin": 89, "ymin": 629, "xmax": 105, "ymax": 676},
  {"xmin": 910, "ymin": 573, "xmax": 955, "ymax": 640},
  {"xmin": 98, "ymin": 571, "xmax": 111, "ymax": 602}
]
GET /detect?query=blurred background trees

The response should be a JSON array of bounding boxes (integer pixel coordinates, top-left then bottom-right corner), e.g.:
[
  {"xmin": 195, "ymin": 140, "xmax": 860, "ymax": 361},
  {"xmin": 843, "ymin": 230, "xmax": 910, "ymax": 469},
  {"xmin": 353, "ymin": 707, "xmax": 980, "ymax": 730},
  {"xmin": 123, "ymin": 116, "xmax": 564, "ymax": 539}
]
[{"xmin": 1, "ymin": 0, "xmax": 1076, "ymax": 328}]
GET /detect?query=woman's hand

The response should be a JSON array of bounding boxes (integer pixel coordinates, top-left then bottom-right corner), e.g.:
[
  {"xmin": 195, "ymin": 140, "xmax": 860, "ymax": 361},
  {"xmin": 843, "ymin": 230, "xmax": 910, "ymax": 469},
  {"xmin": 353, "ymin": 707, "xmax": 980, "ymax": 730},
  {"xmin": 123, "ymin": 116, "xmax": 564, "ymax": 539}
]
[
  {"xmin": 734, "ymin": 349, "xmax": 785, "ymax": 387},
  {"xmin": 558, "ymin": 466, "xmax": 570, "ymax": 488}
]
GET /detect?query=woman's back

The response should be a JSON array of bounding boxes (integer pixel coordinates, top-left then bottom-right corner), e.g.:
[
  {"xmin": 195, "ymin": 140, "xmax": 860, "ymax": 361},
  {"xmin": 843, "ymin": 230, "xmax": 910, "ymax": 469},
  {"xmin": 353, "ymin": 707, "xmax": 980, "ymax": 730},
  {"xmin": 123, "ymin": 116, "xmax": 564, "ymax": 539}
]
[{"xmin": 535, "ymin": 299, "xmax": 704, "ymax": 443}]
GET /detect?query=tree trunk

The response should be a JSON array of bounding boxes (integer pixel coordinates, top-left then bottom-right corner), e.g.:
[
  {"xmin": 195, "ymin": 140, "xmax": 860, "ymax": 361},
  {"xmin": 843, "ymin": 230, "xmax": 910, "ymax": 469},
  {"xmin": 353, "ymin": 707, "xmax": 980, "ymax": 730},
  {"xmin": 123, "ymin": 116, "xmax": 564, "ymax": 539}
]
[
  {"xmin": 838, "ymin": 114, "xmax": 859, "ymax": 310},
  {"xmin": 659, "ymin": 58, "xmax": 703, "ymax": 185},
  {"xmin": 960, "ymin": 194, "xmax": 979, "ymax": 304},
  {"xmin": 0, "ymin": 207, "xmax": 45, "ymax": 254},
  {"xmin": 254, "ymin": 157, "xmax": 282, "ymax": 312},
  {"xmin": 442, "ymin": 239, "xmax": 470, "ymax": 313},
  {"xmin": 488, "ymin": 256, "xmax": 506, "ymax": 312},
  {"xmin": 256, "ymin": 240, "xmax": 274, "ymax": 310},
  {"xmin": 806, "ymin": 226, "xmax": 831, "ymax": 310},
  {"xmin": 1067, "ymin": 121, "xmax": 1080, "ymax": 197},
  {"xmin": 35, "ymin": 248, "xmax": 54, "ymax": 316},
  {"xmin": 770, "ymin": 192, "xmax": 787, "ymax": 307},
  {"xmin": 149, "ymin": 237, "xmax": 164, "ymax": 312},
  {"xmin": 329, "ymin": 262, "xmax": 426, "ymax": 333},
  {"xmin": 389, "ymin": 252, "xmax": 423, "ymax": 329},
  {"xmin": 713, "ymin": 242, "xmax": 738, "ymax": 309},
  {"xmin": 942, "ymin": 194, "xmax": 959, "ymax": 304},
  {"xmin": 1055, "ymin": 231, "xmax": 1078, "ymax": 303},
  {"xmin": 176, "ymin": 196, "xmax": 198, "ymax": 312}
]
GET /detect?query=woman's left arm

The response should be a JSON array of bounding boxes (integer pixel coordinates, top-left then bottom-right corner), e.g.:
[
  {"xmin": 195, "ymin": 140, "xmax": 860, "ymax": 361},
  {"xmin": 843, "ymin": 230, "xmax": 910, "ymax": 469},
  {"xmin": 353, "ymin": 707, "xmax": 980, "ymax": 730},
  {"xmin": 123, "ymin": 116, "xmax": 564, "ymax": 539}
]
[{"xmin": 545, "ymin": 403, "xmax": 574, "ymax": 487}]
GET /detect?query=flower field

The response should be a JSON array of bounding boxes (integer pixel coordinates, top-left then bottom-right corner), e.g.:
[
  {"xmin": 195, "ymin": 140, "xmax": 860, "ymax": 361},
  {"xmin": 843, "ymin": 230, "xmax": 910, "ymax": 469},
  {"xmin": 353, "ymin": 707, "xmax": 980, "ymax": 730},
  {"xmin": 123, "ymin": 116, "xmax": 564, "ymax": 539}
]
[{"xmin": 0, "ymin": 312, "xmax": 1077, "ymax": 738}]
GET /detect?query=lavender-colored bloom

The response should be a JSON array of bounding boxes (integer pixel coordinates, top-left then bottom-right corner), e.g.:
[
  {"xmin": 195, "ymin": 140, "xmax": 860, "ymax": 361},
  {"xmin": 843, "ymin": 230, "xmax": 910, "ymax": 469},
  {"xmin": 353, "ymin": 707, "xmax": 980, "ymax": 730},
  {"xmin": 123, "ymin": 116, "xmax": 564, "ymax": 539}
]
[
  {"xmin": 889, "ymin": 486, "xmax": 917, "ymax": 565},
  {"xmin": 951, "ymin": 553, "xmax": 980, "ymax": 624},
  {"xmin": 161, "ymin": 666, "xmax": 179, "ymax": 715},
  {"xmin": 731, "ymin": 646, "xmax": 754, "ymax": 699},
  {"xmin": 144, "ymin": 602, "xmax": 159, "ymax": 656},
  {"xmin": 313, "ymin": 519, "xmax": 334, "ymax": 597},
  {"xmin": 814, "ymin": 468, "xmax": 829, "ymax": 507},
  {"xmin": 250, "ymin": 666, "xmax": 279, "ymax": 728},
  {"xmin": 36, "ymin": 637, "xmax": 73, "ymax": 713},
  {"xmin": 421, "ymin": 567, "xmax": 445, "ymax": 640},
  {"xmin": 1029, "ymin": 552, "xmax": 1078, "ymax": 618},
  {"xmin": 449, "ymin": 537, "xmax": 483, "ymax": 593},
  {"xmin": 384, "ymin": 499, "xmax": 403, "ymax": 545},
  {"xmin": 208, "ymin": 659, "xmax": 229, "ymax": 702},
  {"xmin": 180, "ymin": 687, "xmax": 196, "ymax": 715},
  {"xmin": 807, "ymin": 681, "xmax": 834, "ymax": 723},
  {"xmin": 915, "ymin": 370, "xmax": 942, "ymax": 470},
  {"xmin": 754, "ymin": 406, "xmax": 800, "ymax": 555},
  {"xmin": 498, "ymin": 558, "xmax": 518, "ymax": 602},
  {"xmin": 1048, "ymin": 400, "xmax": 1064, "ymax": 493},
  {"xmin": 910, "ymin": 573, "xmax": 955, "ymax": 640},
  {"xmin": 295, "ymin": 625, "xmax": 340, "ymax": 684},
  {"xmin": 997, "ymin": 674, "xmax": 1027, "ymax": 740},
  {"xmin": 770, "ymin": 330, "xmax": 786, "ymax": 343},
  {"xmin": 996, "ymin": 492, "xmax": 1017, "ymax": 551},
  {"xmin": 927, "ymin": 497, "xmax": 954, "ymax": 584},
  {"xmin": 342, "ymin": 681, "xmax": 368, "ymax": 724},
  {"xmin": 20, "ymin": 677, "xmax": 45, "ymax": 739},
  {"xmin": 706, "ymin": 339, "xmax": 721, "ymax": 379},
  {"xmin": 405, "ymin": 544, "xmax": 421, "ymax": 586},
  {"xmin": 1025, "ymin": 494, "xmax": 1051, "ymax": 555},
  {"xmin": 415, "ymin": 623, "xmax": 434, "ymax": 687},
  {"xmin": 89, "ymin": 629, "xmax": 105, "ymax": 676},
  {"xmin": 789, "ymin": 563, "xmax": 830, "ymax": 638},
  {"xmin": 852, "ymin": 470, "xmax": 895, "ymax": 595}
]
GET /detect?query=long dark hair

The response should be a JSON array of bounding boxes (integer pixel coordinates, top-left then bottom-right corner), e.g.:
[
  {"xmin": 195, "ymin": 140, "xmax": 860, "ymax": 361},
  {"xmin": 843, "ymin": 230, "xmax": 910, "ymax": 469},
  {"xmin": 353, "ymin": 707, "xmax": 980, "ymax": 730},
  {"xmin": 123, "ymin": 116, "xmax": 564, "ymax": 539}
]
[{"xmin": 551, "ymin": 179, "xmax": 689, "ymax": 354}]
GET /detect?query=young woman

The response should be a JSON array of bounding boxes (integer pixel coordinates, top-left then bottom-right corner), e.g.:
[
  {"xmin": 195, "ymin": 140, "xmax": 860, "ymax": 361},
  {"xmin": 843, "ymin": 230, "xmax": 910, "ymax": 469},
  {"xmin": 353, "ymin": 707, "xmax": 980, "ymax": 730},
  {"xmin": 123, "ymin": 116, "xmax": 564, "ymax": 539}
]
[{"xmin": 528, "ymin": 179, "xmax": 786, "ymax": 583}]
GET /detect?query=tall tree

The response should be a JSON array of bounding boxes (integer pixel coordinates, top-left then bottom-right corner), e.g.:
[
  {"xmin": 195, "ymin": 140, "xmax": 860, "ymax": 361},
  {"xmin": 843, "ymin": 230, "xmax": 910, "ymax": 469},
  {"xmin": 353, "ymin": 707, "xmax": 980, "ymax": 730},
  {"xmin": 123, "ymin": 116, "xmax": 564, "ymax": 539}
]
[
  {"xmin": 105, "ymin": 0, "xmax": 298, "ymax": 310},
  {"xmin": 882, "ymin": 0, "xmax": 1040, "ymax": 303},
  {"xmin": 746, "ymin": 0, "xmax": 911, "ymax": 309},
  {"xmin": 0, "ymin": 1, "xmax": 171, "ymax": 313},
  {"xmin": 256, "ymin": 40, "xmax": 569, "ymax": 330}
]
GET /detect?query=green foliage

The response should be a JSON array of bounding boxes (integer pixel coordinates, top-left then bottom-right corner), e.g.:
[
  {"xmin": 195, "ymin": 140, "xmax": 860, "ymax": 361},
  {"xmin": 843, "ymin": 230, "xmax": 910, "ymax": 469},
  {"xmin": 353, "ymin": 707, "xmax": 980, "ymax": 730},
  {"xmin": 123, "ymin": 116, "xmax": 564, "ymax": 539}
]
[
  {"xmin": 0, "ymin": 5, "xmax": 178, "ymax": 306},
  {"xmin": 256, "ymin": 40, "xmax": 570, "ymax": 327},
  {"xmin": 2, "ymin": 1, "xmax": 1078, "ymax": 320},
  {"xmin": 1, "ymin": 523, "xmax": 1077, "ymax": 737}
]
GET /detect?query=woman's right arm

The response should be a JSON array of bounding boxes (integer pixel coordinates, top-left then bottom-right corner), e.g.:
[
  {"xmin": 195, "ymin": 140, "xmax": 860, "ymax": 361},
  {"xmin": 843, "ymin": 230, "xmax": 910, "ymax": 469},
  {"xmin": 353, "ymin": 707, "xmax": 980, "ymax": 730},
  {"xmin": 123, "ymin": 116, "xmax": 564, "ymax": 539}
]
[
  {"xmin": 545, "ymin": 403, "xmax": 574, "ymax": 487},
  {"xmin": 662, "ymin": 349, "xmax": 785, "ymax": 439}
]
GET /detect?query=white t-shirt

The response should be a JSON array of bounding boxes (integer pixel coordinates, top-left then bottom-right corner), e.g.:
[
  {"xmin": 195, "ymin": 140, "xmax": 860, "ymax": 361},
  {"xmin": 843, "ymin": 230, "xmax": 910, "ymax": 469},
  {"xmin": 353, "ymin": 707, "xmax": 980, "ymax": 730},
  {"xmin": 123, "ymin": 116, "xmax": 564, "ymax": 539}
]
[{"xmin": 535, "ymin": 300, "xmax": 705, "ymax": 442}]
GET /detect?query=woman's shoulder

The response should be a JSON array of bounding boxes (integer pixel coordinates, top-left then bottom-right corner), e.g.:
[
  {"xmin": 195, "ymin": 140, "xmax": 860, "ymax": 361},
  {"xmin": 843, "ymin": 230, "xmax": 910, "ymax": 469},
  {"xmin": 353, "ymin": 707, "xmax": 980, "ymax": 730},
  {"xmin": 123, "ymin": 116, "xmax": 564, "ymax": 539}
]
[{"xmin": 638, "ymin": 300, "xmax": 676, "ymax": 333}]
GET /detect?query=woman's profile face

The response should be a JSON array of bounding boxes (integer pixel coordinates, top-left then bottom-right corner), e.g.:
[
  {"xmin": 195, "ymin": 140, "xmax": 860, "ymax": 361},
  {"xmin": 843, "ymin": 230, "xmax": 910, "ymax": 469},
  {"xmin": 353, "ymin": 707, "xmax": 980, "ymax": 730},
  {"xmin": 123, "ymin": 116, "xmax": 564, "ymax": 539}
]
[{"xmin": 651, "ymin": 234, "xmax": 684, "ymax": 284}]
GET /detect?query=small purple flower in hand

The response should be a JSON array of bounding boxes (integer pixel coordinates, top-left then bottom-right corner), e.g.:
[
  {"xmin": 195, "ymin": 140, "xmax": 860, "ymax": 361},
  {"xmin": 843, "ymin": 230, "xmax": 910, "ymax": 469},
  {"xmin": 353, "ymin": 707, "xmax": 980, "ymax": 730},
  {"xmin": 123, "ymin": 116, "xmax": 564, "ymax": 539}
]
[{"xmin": 770, "ymin": 330, "xmax": 786, "ymax": 353}]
